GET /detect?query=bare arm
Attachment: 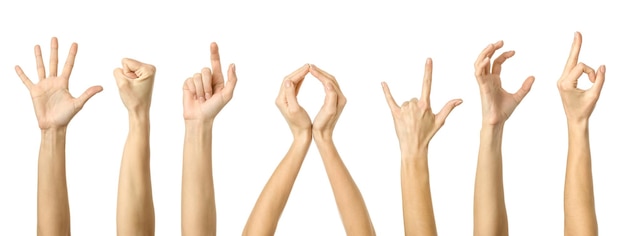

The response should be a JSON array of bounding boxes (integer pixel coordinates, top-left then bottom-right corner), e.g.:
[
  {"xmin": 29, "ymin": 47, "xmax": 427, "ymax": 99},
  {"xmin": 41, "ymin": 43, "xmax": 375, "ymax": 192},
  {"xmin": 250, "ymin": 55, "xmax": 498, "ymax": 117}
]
[
  {"xmin": 310, "ymin": 65, "xmax": 375, "ymax": 236},
  {"xmin": 381, "ymin": 58, "xmax": 461, "ymax": 236},
  {"xmin": 472, "ymin": 41, "xmax": 534, "ymax": 236},
  {"xmin": 15, "ymin": 37, "xmax": 102, "ymax": 236},
  {"xmin": 38, "ymin": 128, "xmax": 71, "ymax": 236},
  {"xmin": 181, "ymin": 42, "xmax": 237, "ymax": 236},
  {"xmin": 558, "ymin": 32, "xmax": 604, "ymax": 236},
  {"xmin": 114, "ymin": 59, "xmax": 156, "ymax": 236},
  {"xmin": 243, "ymin": 65, "xmax": 312, "ymax": 235}
]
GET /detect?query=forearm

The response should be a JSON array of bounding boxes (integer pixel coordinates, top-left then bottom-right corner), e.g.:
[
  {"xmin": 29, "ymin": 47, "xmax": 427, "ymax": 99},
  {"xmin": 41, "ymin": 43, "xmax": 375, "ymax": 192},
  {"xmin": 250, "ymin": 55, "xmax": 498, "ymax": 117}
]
[
  {"xmin": 401, "ymin": 148, "xmax": 436, "ymax": 236},
  {"xmin": 117, "ymin": 112, "xmax": 154, "ymax": 236},
  {"xmin": 243, "ymin": 133, "xmax": 311, "ymax": 235},
  {"xmin": 38, "ymin": 128, "xmax": 70, "ymax": 236},
  {"xmin": 182, "ymin": 121, "xmax": 215, "ymax": 236},
  {"xmin": 315, "ymin": 137, "xmax": 375, "ymax": 236},
  {"xmin": 564, "ymin": 121, "xmax": 597, "ymax": 236},
  {"xmin": 473, "ymin": 124, "xmax": 508, "ymax": 236}
]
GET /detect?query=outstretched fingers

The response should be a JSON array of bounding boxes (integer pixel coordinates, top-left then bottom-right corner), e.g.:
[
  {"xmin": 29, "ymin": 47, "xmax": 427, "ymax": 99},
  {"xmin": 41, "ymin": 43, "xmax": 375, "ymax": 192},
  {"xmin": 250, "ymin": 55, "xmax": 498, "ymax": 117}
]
[
  {"xmin": 435, "ymin": 99, "xmax": 463, "ymax": 127},
  {"xmin": 61, "ymin": 43, "xmax": 78, "ymax": 79},
  {"xmin": 34, "ymin": 45, "xmax": 46, "ymax": 80},
  {"xmin": 15, "ymin": 66, "xmax": 34, "ymax": 89},
  {"xmin": 49, "ymin": 37, "xmax": 59, "ymax": 77},
  {"xmin": 381, "ymin": 82, "xmax": 399, "ymax": 113}
]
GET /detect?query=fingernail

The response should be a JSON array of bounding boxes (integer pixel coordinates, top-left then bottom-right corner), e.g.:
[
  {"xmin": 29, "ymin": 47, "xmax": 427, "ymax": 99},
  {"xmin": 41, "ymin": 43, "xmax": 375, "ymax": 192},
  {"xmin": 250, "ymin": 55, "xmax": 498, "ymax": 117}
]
[
  {"xmin": 232, "ymin": 63, "xmax": 236, "ymax": 72},
  {"xmin": 600, "ymin": 65, "xmax": 606, "ymax": 73},
  {"xmin": 456, "ymin": 100, "xmax": 463, "ymax": 106}
]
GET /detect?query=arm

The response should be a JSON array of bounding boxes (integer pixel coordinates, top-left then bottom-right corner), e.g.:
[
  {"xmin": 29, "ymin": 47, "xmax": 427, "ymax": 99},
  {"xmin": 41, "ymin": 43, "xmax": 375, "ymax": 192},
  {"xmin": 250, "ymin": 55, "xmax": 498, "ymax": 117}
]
[
  {"xmin": 181, "ymin": 42, "xmax": 237, "ymax": 236},
  {"xmin": 15, "ymin": 37, "xmax": 102, "ymax": 236},
  {"xmin": 243, "ymin": 65, "xmax": 313, "ymax": 235},
  {"xmin": 557, "ymin": 32, "xmax": 604, "ymax": 236},
  {"xmin": 310, "ymin": 65, "xmax": 375, "ymax": 236},
  {"xmin": 114, "ymin": 59, "xmax": 157, "ymax": 236},
  {"xmin": 472, "ymin": 41, "xmax": 535, "ymax": 236},
  {"xmin": 381, "ymin": 58, "xmax": 462, "ymax": 236}
]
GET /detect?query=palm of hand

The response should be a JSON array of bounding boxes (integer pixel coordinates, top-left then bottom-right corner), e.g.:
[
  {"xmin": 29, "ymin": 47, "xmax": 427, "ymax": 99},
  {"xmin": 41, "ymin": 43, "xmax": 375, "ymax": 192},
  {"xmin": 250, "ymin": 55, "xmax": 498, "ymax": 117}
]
[
  {"xmin": 30, "ymin": 78, "xmax": 81, "ymax": 130},
  {"xmin": 479, "ymin": 74, "xmax": 522, "ymax": 125}
]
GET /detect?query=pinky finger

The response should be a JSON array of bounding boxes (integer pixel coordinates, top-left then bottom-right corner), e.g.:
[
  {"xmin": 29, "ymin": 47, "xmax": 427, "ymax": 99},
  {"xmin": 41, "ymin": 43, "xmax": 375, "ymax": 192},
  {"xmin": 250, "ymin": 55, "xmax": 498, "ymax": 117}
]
[{"xmin": 15, "ymin": 66, "xmax": 34, "ymax": 89}]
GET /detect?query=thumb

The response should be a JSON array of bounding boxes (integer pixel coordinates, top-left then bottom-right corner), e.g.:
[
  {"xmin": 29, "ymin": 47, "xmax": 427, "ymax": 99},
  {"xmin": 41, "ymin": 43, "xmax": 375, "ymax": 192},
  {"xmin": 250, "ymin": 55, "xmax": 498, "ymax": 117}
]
[
  {"xmin": 322, "ymin": 82, "xmax": 338, "ymax": 113},
  {"xmin": 75, "ymin": 86, "xmax": 103, "ymax": 109},
  {"xmin": 435, "ymin": 99, "xmax": 463, "ymax": 127},
  {"xmin": 284, "ymin": 80, "xmax": 299, "ymax": 109},
  {"xmin": 113, "ymin": 68, "xmax": 129, "ymax": 86},
  {"xmin": 513, "ymin": 76, "xmax": 535, "ymax": 102}
]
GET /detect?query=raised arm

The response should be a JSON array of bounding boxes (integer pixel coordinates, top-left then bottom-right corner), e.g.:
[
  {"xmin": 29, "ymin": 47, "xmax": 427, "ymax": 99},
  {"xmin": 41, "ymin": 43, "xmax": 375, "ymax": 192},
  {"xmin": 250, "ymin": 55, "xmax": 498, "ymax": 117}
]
[
  {"xmin": 243, "ymin": 64, "xmax": 313, "ymax": 235},
  {"xmin": 15, "ymin": 37, "xmax": 102, "ymax": 236},
  {"xmin": 309, "ymin": 65, "xmax": 375, "ymax": 236},
  {"xmin": 181, "ymin": 42, "xmax": 237, "ymax": 236},
  {"xmin": 472, "ymin": 41, "xmax": 535, "ymax": 236},
  {"xmin": 114, "ymin": 58, "xmax": 157, "ymax": 236},
  {"xmin": 557, "ymin": 32, "xmax": 604, "ymax": 236},
  {"xmin": 381, "ymin": 58, "xmax": 462, "ymax": 236}
]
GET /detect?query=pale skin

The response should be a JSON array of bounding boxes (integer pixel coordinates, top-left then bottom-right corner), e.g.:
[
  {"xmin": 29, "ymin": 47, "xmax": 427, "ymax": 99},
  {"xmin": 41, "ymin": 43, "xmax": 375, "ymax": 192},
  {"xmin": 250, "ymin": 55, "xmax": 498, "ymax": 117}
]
[
  {"xmin": 310, "ymin": 65, "xmax": 376, "ymax": 235},
  {"xmin": 243, "ymin": 64, "xmax": 313, "ymax": 235},
  {"xmin": 382, "ymin": 58, "xmax": 462, "ymax": 236},
  {"xmin": 472, "ymin": 41, "xmax": 535, "ymax": 236},
  {"xmin": 15, "ymin": 37, "xmax": 103, "ymax": 236},
  {"xmin": 558, "ymin": 32, "xmax": 604, "ymax": 236},
  {"xmin": 114, "ymin": 58, "xmax": 157, "ymax": 236},
  {"xmin": 181, "ymin": 42, "xmax": 237, "ymax": 236}
]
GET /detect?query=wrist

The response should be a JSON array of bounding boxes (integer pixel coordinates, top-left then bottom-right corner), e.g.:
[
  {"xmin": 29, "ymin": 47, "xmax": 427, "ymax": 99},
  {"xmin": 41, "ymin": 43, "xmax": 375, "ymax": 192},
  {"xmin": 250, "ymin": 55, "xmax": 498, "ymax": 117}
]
[
  {"xmin": 128, "ymin": 111, "xmax": 150, "ymax": 123},
  {"xmin": 566, "ymin": 118, "xmax": 589, "ymax": 130},
  {"xmin": 185, "ymin": 119, "xmax": 214, "ymax": 129},
  {"xmin": 293, "ymin": 129, "xmax": 312, "ymax": 142},
  {"xmin": 312, "ymin": 129, "xmax": 333, "ymax": 141},
  {"xmin": 401, "ymin": 146, "xmax": 428, "ymax": 160},
  {"xmin": 41, "ymin": 127, "xmax": 67, "ymax": 136}
]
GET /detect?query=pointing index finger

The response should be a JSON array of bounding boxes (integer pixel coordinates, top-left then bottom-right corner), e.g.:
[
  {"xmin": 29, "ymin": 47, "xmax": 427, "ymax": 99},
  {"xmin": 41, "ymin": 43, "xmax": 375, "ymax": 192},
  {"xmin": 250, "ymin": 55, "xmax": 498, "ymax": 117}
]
[
  {"xmin": 210, "ymin": 42, "xmax": 224, "ymax": 82},
  {"xmin": 421, "ymin": 58, "xmax": 433, "ymax": 104}
]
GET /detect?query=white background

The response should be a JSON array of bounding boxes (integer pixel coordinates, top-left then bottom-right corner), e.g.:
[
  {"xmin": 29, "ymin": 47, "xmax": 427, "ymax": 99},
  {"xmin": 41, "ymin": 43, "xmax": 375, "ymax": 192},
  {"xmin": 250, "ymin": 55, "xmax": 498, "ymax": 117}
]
[{"xmin": 1, "ymin": 0, "xmax": 624, "ymax": 235}]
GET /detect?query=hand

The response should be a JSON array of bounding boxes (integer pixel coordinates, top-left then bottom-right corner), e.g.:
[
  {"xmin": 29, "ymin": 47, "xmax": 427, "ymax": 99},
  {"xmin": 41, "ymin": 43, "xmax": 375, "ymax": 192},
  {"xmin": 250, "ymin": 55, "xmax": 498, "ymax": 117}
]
[
  {"xmin": 113, "ymin": 58, "xmax": 156, "ymax": 114},
  {"xmin": 275, "ymin": 64, "xmax": 312, "ymax": 137},
  {"xmin": 557, "ymin": 32, "xmax": 605, "ymax": 125},
  {"xmin": 474, "ymin": 40, "xmax": 534, "ymax": 126},
  {"xmin": 310, "ymin": 65, "xmax": 346, "ymax": 139},
  {"xmin": 382, "ymin": 58, "xmax": 462, "ymax": 151},
  {"xmin": 183, "ymin": 42, "xmax": 237, "ymax": 123},
  {"xmin": 15, "ymin": 37, "xmax": 103, "ymax": 130}
]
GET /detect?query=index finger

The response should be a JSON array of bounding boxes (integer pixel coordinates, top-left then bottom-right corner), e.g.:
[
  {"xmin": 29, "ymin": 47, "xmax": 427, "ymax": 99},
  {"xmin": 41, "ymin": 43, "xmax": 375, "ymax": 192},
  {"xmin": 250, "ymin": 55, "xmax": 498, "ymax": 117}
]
[
  {"xmin": 210, "ymin": 42, "xmax": 224, "ymax": 82},
  {"xmin": 284, "ymin": 64, "xmax": 310, "ymax": 84},
  {"xmin": 381, "ymin": 82, "xmax": 399, "ymax": 112},
  {"xmin": 421, "ymin": 58, "xmax": 433, "ymax": 103},
  {"xmin": 564, "ymin": 32, "xmax": 582, "ymax": 73}
]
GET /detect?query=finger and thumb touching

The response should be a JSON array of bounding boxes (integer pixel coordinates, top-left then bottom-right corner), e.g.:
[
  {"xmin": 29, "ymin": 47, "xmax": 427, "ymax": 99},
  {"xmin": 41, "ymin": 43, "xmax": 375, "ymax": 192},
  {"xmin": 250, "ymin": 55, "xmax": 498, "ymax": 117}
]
[
  {"xmin": 591, "ymin": 65, "xmax": 606, "ymax": 95},
  {"xmin": 122, "ymin": 58, "xmax": 143, "ymax": 73}
]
